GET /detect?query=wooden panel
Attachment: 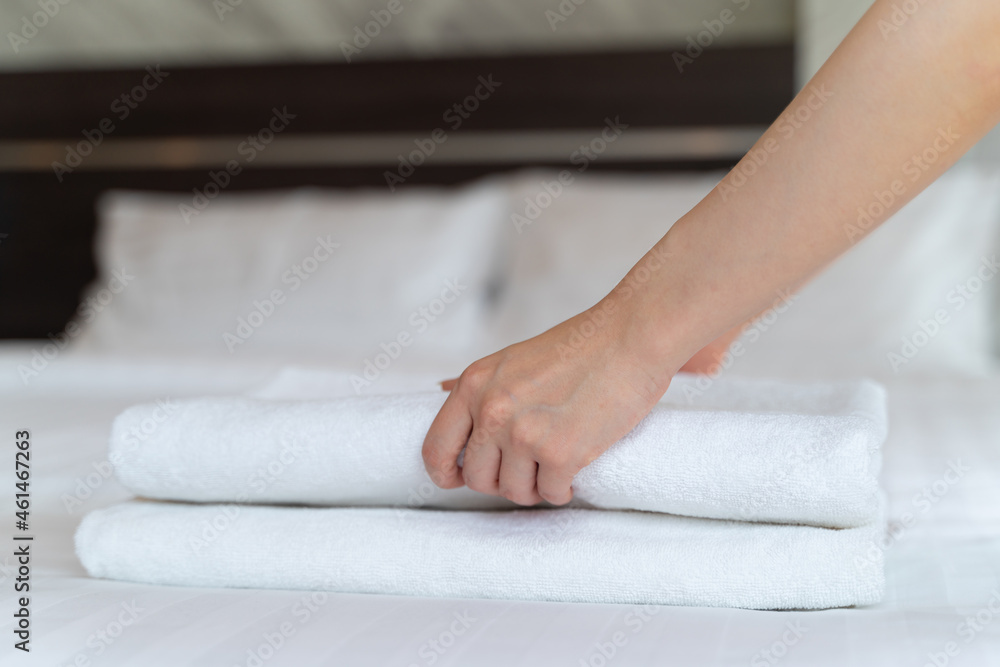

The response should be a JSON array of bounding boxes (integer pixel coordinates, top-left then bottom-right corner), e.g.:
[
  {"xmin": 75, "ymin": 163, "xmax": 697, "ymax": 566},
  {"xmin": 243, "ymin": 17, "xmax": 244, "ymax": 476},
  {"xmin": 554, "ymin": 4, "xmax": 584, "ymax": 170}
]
[{"xmin": 0, "ymin": 46, "xmax": 792, "ymax": 139}]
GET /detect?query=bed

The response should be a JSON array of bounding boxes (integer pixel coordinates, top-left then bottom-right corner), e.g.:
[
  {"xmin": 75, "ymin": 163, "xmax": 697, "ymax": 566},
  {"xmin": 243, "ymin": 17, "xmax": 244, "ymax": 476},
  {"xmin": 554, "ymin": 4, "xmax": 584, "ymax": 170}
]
[
  {"xmin": 1, "ymin": 164, "xmax": 999, "ymax": 665},
  {"xmin": 2, "ymin": 11, "xmax": 1000, "ymax": 665}
]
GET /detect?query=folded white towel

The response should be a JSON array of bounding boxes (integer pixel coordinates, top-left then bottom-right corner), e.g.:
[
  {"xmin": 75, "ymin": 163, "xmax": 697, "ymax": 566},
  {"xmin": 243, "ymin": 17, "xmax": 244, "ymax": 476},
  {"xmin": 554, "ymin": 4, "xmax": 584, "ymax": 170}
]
[
  {"xmin": 110, "ymin": 376, "xmax": 886, "ymax": 528},
  {"xmin": 75, "ymin": 500, "xmax": 886, "ymax": 610}
]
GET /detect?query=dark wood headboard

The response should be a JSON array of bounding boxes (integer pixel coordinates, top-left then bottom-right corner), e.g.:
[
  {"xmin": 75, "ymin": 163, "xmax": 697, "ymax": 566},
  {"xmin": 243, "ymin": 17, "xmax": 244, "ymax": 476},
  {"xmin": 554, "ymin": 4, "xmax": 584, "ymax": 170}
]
[{"xmin": 0, "ymin": 45, "xmax": 793, "ymax": 338}]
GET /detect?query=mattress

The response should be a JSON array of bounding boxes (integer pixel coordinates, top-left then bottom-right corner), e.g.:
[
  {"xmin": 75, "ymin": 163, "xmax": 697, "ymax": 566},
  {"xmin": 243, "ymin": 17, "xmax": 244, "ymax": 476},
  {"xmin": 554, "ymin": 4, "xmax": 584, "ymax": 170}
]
[{"xmin": 1, "ymin": 350, "xmax": 999, "ymax": 666}]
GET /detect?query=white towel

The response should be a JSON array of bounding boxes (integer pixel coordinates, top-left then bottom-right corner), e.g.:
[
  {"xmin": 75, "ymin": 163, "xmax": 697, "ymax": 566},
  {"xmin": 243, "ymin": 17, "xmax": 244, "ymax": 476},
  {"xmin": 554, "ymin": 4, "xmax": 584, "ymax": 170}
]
[
  {"xmin": 110, "ymin": 376, "xmax": 886, "ymax": 528},
  {"xmin": 75, "ymin": 500, "xmax": 886, "ymax": 610}
]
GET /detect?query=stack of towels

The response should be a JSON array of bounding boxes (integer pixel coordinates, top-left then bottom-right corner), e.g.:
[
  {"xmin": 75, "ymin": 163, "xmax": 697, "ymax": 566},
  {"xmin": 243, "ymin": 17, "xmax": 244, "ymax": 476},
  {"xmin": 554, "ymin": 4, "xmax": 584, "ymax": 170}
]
[{"xmin": 76, "ymin": 374, "xmax": 888, "ymax": 610}]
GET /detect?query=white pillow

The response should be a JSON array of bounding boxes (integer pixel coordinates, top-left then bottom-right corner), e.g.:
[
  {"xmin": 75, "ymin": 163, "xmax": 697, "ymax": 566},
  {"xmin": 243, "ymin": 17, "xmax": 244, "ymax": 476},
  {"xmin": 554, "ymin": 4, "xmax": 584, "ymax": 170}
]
[
  {"xmin": 735, "ymin": 164, "xmax": 1000, "ymax": 379},
  {"xmin": 487, "ymin": 170, "xmax": 722, "ymax": 344},
  {"xmin": 488, "ymin": 166, "xmax": 1000, "ymax": 379},
  {"xmin": 79, "ymin": 180, "xmax": 509, "ymax": 365}
]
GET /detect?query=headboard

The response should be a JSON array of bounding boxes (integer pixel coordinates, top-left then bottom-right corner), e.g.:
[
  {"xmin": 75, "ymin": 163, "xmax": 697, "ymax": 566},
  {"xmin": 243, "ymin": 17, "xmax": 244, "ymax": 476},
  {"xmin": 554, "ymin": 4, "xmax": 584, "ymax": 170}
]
[{"xmin": 0, "ymin": 45, "xmax": 794, "ymax": 338}]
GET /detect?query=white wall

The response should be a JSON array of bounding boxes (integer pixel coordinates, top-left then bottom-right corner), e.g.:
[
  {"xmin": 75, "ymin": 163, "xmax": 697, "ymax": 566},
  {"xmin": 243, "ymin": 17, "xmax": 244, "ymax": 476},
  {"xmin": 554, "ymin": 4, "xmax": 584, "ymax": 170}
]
[
  {"xmin": 795, "ymin": 0, "xmax": 873, "ymax": 87},
  {"xmin": 1, "ymin": 0, "xmax": 793, "ymax": 70}
]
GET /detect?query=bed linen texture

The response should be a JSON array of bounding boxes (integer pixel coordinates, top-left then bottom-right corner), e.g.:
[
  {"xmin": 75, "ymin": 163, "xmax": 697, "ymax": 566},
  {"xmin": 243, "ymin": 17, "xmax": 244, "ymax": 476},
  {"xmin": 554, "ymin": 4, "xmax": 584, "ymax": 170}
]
[{"xmin": 2, "ymin": 355, "xmax": 998, "ymax": 666}]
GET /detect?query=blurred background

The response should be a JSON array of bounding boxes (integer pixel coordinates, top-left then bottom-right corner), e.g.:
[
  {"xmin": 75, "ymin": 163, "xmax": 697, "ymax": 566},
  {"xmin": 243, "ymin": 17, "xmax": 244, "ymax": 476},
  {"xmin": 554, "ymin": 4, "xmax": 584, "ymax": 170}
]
[{"xmin": 1, "ymin": 0, "xmax": 998, "ymax": 380}]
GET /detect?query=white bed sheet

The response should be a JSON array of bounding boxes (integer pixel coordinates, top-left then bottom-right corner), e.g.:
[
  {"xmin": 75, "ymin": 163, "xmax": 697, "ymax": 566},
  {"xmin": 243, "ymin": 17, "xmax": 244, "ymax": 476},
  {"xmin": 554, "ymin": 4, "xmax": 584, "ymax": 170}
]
[{"xmin": 1, "ymin": 349, "xmax": 999, "ymax": 666}]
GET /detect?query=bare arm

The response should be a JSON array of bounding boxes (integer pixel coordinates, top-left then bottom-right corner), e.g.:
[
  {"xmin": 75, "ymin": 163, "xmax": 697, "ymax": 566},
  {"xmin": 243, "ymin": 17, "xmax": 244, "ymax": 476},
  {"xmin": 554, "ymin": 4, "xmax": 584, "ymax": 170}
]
[{"xmin": 423, "ymin": 0, "xmax": 1000, "ymax": 505}]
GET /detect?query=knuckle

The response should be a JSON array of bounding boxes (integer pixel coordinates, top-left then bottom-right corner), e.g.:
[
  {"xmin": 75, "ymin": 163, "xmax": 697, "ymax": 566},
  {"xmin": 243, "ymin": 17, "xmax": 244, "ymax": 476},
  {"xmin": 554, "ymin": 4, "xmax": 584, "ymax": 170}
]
[
  {"xmin": 420, "ymin": 438, "xmax": 439, "ymax": 461},
  {"xmin": 464, "ymin": 470, "xmax": 497, "ymax": 495},
  {"xmin": 459, "ymin": 362, "xmax": 493, "ymax": 392},
  {"xmin": 509, "ymin": 419, "xmax": 538, "ymax": 451},
  {"xmin": 428, "ymin": 456, "xmax": 458, "ymax": 481},
  {"xmin": 422, "ymin": 446, "xmax": 450, "ymax": 474},
  {"xmin": 422, "ymin": 446, "xmax": 465, "ymax": 487},
  {"xmin": 465, "ymin": 431, "xmax": 490, "ymax": 456},
  {"xmin": 478, "ymin": 393, "xmax": 514, "ymax": 431},
  {"xmin": 428, "ymin": 467, "xmax": 454, "ymax": 488}
]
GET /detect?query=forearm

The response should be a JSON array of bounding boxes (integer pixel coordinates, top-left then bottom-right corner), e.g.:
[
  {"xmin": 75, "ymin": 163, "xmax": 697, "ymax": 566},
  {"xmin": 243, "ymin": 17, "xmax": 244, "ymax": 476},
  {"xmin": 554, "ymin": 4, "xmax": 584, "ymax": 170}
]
[
  {"xmin": 423, "ymin": 0, "xmax": 1000, "ymax": 505},
  {"xmin": 618, "ymin": 0, "xmax": 1000, "ymax": 385}
]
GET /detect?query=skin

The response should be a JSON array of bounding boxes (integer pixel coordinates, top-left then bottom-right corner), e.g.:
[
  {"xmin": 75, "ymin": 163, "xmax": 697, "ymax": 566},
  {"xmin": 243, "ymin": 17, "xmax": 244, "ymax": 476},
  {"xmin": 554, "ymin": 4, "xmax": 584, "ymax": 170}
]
[{"xmin": 423, "ymin": 0, "xmax": 1000, "ymax": 506}]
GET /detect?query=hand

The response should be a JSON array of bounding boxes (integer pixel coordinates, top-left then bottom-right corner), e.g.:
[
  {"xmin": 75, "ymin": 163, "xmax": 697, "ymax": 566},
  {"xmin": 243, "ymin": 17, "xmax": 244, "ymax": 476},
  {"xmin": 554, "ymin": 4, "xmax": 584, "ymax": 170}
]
[
  {"xmin": 441, "ymin": 325, "xmax": 743, "ymax": 388},
  {"xmin": 422, "ymin": 297, "xmax": 679, "ymax": 506}
]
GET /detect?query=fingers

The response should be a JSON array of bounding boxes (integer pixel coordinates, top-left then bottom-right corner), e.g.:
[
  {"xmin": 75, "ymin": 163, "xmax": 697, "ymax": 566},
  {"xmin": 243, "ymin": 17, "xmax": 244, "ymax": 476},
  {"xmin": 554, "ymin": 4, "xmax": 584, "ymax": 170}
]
[
  {"xmin": 498, "ymin": 454, "xmax": 543, "ymax": 506},
  {"xmin": 461, "ymin": 426, "xmax": 501, "ymax": 495},
  {"xmin": 425, "ymin": 377, "xmax": 575, "ymax": 506},
  {"xmin": 536, "ymin": 462, "xmax": 575, "ymax": 506},
  {"xmin": 427, "ymin": 358, "xmax": 563, "ymax": 506},
  {"xmin": 422, "ymin": 390, "xmax": 473, "ymax": 489}
]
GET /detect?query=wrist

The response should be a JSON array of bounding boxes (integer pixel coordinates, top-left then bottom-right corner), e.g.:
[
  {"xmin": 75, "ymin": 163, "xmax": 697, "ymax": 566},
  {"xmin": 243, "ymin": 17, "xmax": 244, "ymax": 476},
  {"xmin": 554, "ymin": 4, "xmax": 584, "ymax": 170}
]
[
  {"xmin": 593, "ymin": 289, "xmax": 692, "ymax": 398},
  {"xmin": 597, "ymin": 240, "xmax": 722, "ymax": 391}
]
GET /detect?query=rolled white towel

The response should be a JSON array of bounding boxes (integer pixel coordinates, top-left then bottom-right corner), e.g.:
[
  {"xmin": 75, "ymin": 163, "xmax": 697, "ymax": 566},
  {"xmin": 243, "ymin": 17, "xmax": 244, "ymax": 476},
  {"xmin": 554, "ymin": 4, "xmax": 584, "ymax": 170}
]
[
  {"xmin": 75, "ymin": 500, "xmax": 886, "ymax": 610},
  {"xmin": 109, "ymin": 376, "xmax": 885, "ymax": 528}
]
